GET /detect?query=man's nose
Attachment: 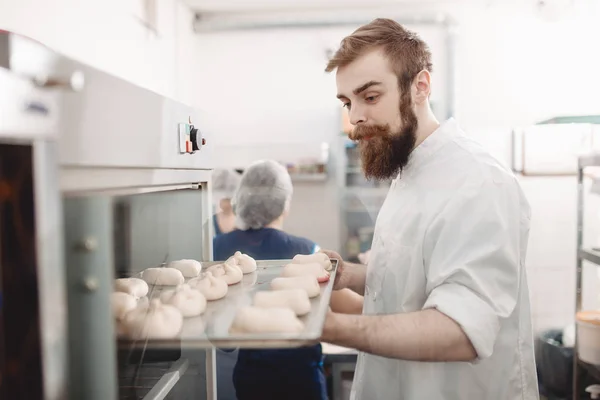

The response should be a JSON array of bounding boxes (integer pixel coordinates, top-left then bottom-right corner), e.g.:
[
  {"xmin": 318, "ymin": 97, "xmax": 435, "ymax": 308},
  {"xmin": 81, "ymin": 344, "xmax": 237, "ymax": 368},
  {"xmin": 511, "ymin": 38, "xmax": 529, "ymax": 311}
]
[{"xmin": 348, "ymin": 105, "xmax": 366, "ymax": 126}]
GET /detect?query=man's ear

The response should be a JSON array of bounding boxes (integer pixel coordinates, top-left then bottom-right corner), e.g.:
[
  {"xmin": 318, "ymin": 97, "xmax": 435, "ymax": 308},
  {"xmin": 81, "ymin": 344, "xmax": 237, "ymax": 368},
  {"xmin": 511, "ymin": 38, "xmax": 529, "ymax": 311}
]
[{"xmin": 412, "ymin": 70, "xmax": 432, "ymax": 105}]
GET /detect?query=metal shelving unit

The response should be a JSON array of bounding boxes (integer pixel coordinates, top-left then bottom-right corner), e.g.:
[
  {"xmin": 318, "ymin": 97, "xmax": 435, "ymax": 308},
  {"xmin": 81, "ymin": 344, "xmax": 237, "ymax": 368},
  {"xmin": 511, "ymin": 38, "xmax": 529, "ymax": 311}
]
[
  {"xmin": 336, "ymin": 135, "xmax": 391, "ymax": 262},
  {"xmin": 574, "ymin": 154, "xmax": 600, "ymax": 399}
]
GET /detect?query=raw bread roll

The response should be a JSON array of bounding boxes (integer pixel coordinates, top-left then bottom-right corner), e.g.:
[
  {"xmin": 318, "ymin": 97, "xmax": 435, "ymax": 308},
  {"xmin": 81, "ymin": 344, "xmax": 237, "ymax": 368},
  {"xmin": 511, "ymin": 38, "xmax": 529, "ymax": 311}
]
[
  {"xmin": 115, "ymin": 278, "xmax": 149, "ymax": 298},
  {"xmin": 211, "ymin": 261, "xmax": 243, "ymax": 285},
  {"xmin": 137, "ymin": 296, "xmax": 150, "ymax": 309},
  {"xmin": 115, "ymin": 320, "xmax": 127, "ymax": 337},
  {"xmin": 229, "ymin": 306, "xmax": 304, "ymax": 334},
  {"xmin": 168, "ymin": 259, "xmax": 202, "ymax": 278},
  {"xmin": 121, "ymin": 299, "xmax": 183, "ymax": 340},
  {"xmin": 206, "ymin": 264, "xmax": 226, "ymax": 277},
  {"xmin": 253, "ymin": 289, "xmax": 311, "ymax": 316},
  {"xmin": 231, "ymin": 251, "xmax": 257, "ymax": 274},
  {"xmin": 188, "ymin": 272, "xmax": 228, "ymax": 300},
  {"xmin": 293, "ymin": 253, "xmax": 333, "ymax": 271},
  {"xmin": 181, "ymin": 316, "xmax": 206, "ymax": 338},
  {"xmin": 160, "ymin": 284, "xmax": 207, "ymax": 317},
  {"xmin": 111, "ymin": 292, "xmax": 138, "ymax": 320},
  {"xmin": 271, "ymin": 275, "xmax": 321, "ymax": 298},
  {"xmin": 242, "ymin": 271, "xmax": 258, "ymax": 287},
  {"xmin": 142, "ymin": 267, "xmax": 184, "ymax": 286},
  {"xmin": 281, "ymin": 262, "xmax": 330, "ymax": 283}
]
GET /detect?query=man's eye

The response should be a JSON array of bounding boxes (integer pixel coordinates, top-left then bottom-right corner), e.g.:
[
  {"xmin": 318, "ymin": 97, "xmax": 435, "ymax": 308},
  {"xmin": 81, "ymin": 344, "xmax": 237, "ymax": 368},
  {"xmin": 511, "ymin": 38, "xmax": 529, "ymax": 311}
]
[
  {"xmin": 343, "ymin": 103, "xmax": 351, "ymax": 110},
  {"xmin": 365, "ymin": 96, "xmax": 378, "ymax": 103}
]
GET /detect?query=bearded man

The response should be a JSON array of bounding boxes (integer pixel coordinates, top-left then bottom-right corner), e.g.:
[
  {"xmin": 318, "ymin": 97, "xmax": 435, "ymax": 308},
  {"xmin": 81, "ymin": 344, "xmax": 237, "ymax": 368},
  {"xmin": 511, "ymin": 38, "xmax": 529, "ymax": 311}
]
[{"xmin": 319, "ymin": 18, "xmax": 539, "ymax": 400}]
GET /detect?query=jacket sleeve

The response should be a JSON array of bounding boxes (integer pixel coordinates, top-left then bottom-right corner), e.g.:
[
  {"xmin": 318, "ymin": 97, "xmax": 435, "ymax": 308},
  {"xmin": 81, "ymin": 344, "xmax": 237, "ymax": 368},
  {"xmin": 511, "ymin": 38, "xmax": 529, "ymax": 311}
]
[{"xmin": 421, "ymin": 177, "xmax": 528, "ymax": 360}]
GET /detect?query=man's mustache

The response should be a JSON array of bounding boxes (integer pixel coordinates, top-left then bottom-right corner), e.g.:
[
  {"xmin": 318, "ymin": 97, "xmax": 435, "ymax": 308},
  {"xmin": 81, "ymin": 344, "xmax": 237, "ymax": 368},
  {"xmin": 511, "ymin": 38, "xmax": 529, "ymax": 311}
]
[{"xmin": 350, "ymin": 124, "xmax": 390, "ymax": 141}]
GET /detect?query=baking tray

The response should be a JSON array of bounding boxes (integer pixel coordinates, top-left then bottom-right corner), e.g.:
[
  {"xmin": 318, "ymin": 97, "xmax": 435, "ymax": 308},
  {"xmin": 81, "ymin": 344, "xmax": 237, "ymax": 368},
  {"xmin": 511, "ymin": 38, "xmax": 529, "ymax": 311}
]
[{"xmin": 117, "ymin": 259, "xmax": 338, "ymax": 354}]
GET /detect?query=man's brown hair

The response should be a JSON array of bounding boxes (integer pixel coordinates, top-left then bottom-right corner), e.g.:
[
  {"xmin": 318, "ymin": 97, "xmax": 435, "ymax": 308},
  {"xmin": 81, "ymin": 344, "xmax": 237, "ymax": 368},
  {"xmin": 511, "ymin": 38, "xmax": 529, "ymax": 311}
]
[{"xmin": 325, "ymin": 18, "xmax": 433, "ymax": 96}]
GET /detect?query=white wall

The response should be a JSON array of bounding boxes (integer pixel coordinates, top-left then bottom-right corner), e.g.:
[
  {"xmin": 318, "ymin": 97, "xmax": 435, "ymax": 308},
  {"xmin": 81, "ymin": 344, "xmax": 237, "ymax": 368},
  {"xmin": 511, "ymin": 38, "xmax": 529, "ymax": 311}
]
[
  {"xmin": 452, "ymin": 2, "xmax": 600, "ymax": 334},
  {"xmin": 188, "ymin": 1, "xmax": 600, "ymax": 333},
  {"xmin": 0, "ymin": 0, "xmax": 196, "ymax": 103}
]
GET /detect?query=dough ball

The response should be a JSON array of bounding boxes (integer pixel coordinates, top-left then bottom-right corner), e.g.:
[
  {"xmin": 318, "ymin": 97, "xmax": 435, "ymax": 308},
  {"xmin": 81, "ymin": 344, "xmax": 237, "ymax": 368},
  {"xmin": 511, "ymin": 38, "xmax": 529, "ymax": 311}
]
[
  {"xmin": 253, "ymin": 289, "xmax": 311, "ymax": 316},
  {"xmin": 293, "ymin": 253, "xmax": 333, "ymax": 271},
  {"xmin": 206, "ymin": 264, "xmax": 226, "ymax": 277},
  {"xmin": 211, "ymin": 261, "xmax": 243, "ymax": 286},
  {"xmin": 142, "ymin": 267, "xmax": 185, "ymax": 286},
  {"xmin": 181, "ymin": 316, "xmax": 206, "ymax": 338},
  {"xmin": 115, "ymin": 320, "xmax": 127, "ymax": 337},
  {"xmin": 115, "ymin": 278, "xmax": 149, "ymax": 298},
  {"xmin": 229, "ymin": 306, "xmax": 304, "ymax": 334},
  {"xmin": 137, "ymin": 296, "xmax": 150, "ymax": 309},
  {"xmin": 168, "ymin": 259, "xmax": 202, "ymax": 278},
  {"xmin": 242, "ymin": 271, "xmax": 258, "ymax": 287},
  {"xmin": 231, "ymin": 251, "xmax": 257, "ymax": 274},
  {"xmin": 111, "ymin": 292, "xmax": 138, "ymax": 320},
  {"xmin": 160, "ymin": 284, "xmax": 207, "ymax": 317},
  {"xmin": 271, "ymin": 275, "xmax": 321, "ymax": 298},
  {"xmin": 188, "ymin": 272, "xmax": 228, "ymax": 300},
  {"xmin": 121, "ymin": 299, "xmax": 183, "ymax": 340},
  {"xmin": 281, "ymin": 262, "xmax": 329, "ymax": 282}
]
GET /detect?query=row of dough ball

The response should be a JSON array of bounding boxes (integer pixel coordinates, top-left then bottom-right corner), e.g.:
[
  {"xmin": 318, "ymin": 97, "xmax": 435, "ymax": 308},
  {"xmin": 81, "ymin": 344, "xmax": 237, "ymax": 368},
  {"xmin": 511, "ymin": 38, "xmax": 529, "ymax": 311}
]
[
  {"xmin": 230, "ymin": 253, "xmax": 332, "ymax": 335},
  {"xmin": 112, "ymin": 282, "xmax": 208, "ymax": 339},
  {"xmin": 111, "ymin": 252, "xmax": 258, "ymax": 339},
  {"xmin": 115, "ymin": 252, "xmax": 332, "ymax": 338},
  {"xmin": 140, "ymin": 252, "xmax": 257, "ymax": 287}
]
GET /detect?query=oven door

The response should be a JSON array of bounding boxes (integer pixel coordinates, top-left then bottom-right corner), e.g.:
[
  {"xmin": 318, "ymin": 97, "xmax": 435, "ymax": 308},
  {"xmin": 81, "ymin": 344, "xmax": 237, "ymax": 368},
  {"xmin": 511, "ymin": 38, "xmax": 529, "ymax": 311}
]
[{"xmin": 62, "ymin": 173, "xmax": 215, "ymax": 400}]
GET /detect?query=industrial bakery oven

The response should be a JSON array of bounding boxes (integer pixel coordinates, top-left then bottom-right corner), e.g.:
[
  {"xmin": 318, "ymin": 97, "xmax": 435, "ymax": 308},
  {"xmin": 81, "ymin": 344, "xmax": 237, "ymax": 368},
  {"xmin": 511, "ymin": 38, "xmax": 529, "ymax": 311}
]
[{"xmin": 0, "ymin": 32, "xmax": 217, "ymax": 400}]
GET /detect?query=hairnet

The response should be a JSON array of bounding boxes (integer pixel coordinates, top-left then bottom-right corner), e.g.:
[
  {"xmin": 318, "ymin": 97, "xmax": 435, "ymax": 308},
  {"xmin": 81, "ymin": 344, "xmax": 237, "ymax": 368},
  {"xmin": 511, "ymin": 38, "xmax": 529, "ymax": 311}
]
[
  {"xmin": 212, "ymin": 169, "xmax": 242, "ymax": 200},
  {"xmin": 232, "ymin": 160, "xmax": 293, "ymax": 230}
]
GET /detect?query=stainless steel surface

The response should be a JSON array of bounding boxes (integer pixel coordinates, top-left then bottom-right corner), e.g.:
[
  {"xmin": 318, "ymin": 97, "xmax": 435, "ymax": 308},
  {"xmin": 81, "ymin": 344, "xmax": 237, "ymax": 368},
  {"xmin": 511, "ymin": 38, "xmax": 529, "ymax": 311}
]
[
  {"xmin": 579, "ymin": 248, "xmax": 600, "ymax": 266},
  {"xmin": 193, "ymin": 12, "xmax": 455, "ymax": 32},
  {"xmin": 32, "ymin": 70, "xmax": 86, "ymax": 92},
  {"xmin": 332, "ymin": 362, "xmax": 356, "ymax": 400},
  {"xmin": 200, "ymin": 179, "xmax": 216, "ymax": 400},
  {"xmin": 65, "ymin": 196, "xmax": 118, "ymax": 400},
  {"xmin": 33, "ymin": 141, "xmax": 68, "ymax": 400},
  {"xmin": 120, "ymin": 259, "xmax": 338, "ymax": 350},
  {"xmin": 574, "ymin": 156, "xmax": 598, "ymax": 399},
  {"xmin": 142, "ymin": 359, "xmax": 190, "ymax": 400},
  {"xmin": 1, "ymin": 31, "xmax": 216, "ymax": 170},
  {"xmin": 0, "ymin": 68, "xmax": 59, "ymax": 141},
  {"xmin": 60, "ymin": 167, "xmax": 212, "ymax": 195},
  {"xmin": 1, "ymin": 65, "xmax": 67, "ymax": 399},
  {"xmin": 579, "ymin": 154, "xmax": 600, "ymax": 168},
  {"xmin": 205, "ymin": 349, "xmax": 216, "ymax": 400},
  {"xmin": 0, "ymin": 33, "xmax": 8, "ymax": 68},
  {"xmin": 54, "ymin": 65, "xmax": 215, "ymax": 169}
]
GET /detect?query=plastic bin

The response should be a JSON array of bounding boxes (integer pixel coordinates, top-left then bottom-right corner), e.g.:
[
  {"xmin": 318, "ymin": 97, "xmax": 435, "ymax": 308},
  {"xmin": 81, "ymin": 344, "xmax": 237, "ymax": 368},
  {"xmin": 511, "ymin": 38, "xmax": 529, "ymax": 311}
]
[
  {"xmin": 537, "ymin": 329, "xmax": 574, "ymax": 398},
  {"xmin": 536, "ymin": 329, "xmax": 597, "ymax": 399}
]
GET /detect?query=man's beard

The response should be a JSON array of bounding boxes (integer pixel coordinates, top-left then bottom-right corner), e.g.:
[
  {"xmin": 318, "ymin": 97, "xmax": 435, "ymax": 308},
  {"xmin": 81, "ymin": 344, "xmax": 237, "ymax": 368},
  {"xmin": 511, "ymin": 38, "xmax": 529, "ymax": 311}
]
[{"xmin": 354, "ymin": 98, "xmax": 418, "ymax": 180}]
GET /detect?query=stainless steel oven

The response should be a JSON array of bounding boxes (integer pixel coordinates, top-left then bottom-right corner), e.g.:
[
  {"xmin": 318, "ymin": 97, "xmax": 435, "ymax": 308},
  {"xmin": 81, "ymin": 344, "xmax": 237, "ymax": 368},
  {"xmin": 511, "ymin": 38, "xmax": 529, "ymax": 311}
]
[{"xmin": 1, "ymin": 31, "xmax": 217, "ymax": 400}]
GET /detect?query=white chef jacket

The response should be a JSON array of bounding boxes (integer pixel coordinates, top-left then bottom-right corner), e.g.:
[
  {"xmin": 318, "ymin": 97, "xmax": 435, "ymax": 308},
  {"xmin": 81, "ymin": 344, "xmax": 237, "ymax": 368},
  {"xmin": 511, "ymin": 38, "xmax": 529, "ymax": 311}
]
[{"xmin": 351, "ymin": 118, "xmax": 538, "ymax": 400}]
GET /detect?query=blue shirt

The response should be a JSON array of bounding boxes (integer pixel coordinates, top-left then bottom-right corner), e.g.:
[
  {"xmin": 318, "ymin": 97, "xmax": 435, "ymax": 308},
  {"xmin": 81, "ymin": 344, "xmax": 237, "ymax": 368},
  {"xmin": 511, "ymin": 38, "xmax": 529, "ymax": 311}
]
[
  {"xmin": 213, "ymin": 228, "xmax": 318, "ymax": 261},
  {"xmin": 213, "ymin": 228, "xmax": 326, "ymax": 400},
  {"xmin": 213, "ymin": 214, "xmax": 223, "ymax": 237}
]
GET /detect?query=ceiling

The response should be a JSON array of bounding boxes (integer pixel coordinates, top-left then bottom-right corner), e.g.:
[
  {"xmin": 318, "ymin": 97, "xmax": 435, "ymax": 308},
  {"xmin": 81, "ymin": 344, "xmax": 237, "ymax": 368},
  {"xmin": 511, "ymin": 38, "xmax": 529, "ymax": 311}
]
[{"xmin": 181, "ymin": 0, "xmax": 488, "ymax": 13}]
